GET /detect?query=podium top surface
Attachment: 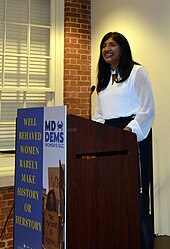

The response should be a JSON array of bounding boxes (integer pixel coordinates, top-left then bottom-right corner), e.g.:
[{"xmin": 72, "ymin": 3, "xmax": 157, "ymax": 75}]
[{"xmin": 67, "ymin": 114, "xmax": 137, "ymax": 155}]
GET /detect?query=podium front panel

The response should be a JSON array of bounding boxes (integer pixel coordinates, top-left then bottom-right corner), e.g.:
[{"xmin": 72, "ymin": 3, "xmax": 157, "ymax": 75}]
[{"xmin": 67, "ymin": 115, "xmax": 140, "ymax": 249}]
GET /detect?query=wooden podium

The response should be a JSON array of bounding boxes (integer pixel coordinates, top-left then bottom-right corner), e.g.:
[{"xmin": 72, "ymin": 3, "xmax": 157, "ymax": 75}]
[{"xmin": 66, "ymin": 115, "xmax": 140, "ymax": 249}]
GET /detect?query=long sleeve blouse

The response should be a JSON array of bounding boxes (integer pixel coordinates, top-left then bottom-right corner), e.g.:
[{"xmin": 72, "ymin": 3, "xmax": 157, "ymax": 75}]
[{"xmin": 92, "ymin": 65, "xmax": 155, "ymax": 142}]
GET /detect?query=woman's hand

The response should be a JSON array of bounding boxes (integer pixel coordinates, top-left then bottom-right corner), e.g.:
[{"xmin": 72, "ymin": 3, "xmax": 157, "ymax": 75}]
[{"xmin": 123, "ymin": 127, "xmax": 132, "ymax": 132}]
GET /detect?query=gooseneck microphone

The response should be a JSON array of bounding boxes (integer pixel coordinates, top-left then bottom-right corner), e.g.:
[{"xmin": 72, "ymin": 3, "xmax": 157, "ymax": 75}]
[
  {"xmin": 90, "ymin": 85, "xmax": 96, "ymax": 95},
  {"xmin": 89, "ymin": 85, "xmax": 96, "ymax": 120}
]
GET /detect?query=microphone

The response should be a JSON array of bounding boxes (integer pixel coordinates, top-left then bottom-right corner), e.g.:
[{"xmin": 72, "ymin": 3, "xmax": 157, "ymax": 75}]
[
  {"xmin": 89, "ymin": 85, "xmax": 96, "ymax": 119},
  {"xmin": 90, "ymin": 85, "xmax": 96, "ymax": 95}
]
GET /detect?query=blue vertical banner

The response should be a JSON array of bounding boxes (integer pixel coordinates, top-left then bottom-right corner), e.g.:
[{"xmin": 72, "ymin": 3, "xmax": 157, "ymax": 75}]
[
  {"xmin": 14, "ymin": 107, "xmax": 44, "ymax": 249},
  {"xmin": 14, "ymin": 106, "xmax": 66, "ymax": 249}
]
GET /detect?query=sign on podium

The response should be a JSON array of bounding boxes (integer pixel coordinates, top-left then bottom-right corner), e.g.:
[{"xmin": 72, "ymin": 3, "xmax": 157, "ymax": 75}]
[{"xmin": 14, "ymin": 106, "xmax": 66, "ymax": 249}]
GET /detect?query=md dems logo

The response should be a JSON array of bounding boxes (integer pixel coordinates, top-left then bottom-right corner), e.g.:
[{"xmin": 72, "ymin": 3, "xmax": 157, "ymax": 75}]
[{"xmin": 45, "ymin": 120, "xmax": 64, "ymax": 148}]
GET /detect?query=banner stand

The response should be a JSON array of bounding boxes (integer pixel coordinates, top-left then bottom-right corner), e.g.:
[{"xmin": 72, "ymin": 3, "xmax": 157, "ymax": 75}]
[{"xmin": 14, "ymin": 106, "xmax": 67, "ymax": 249}]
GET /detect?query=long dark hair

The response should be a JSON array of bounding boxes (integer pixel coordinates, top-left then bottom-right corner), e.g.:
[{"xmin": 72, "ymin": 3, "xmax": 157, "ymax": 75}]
[
  {"xmin": 46, "ymin": 189, "xmax": 57, "ymax": 211},
  {"xmin": 97, "ymin": 32, "xmax": 138, "ymax": 93}
]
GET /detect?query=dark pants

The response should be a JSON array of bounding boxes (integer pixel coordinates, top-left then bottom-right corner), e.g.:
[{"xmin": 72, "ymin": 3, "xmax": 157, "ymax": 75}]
[
  {"xmin": 105, "ymin": 117, "xmax": 154, "ymax": 249},
  {"xmin": 139, "ymin": 130, "xmax": 154, "ymax": 249}
]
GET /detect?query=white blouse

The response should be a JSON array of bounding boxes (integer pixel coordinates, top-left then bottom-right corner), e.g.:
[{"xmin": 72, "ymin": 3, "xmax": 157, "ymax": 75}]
[{"xmin": 92, "ymin": 65, "xmax": 155, "ymax": 141}]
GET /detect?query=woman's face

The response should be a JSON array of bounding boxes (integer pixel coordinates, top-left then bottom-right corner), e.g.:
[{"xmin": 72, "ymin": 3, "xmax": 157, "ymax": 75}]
[
  {"xmin": 101, "ymin": 37, "xmax": 121, "ymax": 70},
  {"xmin": 50, "ymin": 193, "xmax": 54, "ymax": 206}
]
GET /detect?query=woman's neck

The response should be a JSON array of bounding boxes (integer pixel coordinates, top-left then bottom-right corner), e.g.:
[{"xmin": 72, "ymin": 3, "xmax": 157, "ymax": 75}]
[{"xmin": 110, "ymin": 63, "xmax": 119, "ymax": 71}]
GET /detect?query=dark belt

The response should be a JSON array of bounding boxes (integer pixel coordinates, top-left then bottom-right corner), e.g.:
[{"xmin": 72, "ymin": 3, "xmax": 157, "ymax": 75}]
[{"xmin": 105, "ymin": 114, "xmax": 135, "ymax": 129}]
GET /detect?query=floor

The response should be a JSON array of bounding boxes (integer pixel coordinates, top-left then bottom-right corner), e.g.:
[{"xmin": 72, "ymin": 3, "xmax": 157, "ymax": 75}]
[{"xmin": 154, "ymin": 235, "xmax": 170, "ymax": 249}]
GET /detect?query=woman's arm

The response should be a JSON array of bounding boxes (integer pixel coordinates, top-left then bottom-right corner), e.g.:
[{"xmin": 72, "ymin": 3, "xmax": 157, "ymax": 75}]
[{"xmin": 127, "ymin": 66, "xmax": 155, "ymax": 141}]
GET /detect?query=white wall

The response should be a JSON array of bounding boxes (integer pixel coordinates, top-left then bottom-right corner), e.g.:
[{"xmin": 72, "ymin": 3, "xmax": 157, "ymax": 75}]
[{"xmin": 91, "ymin": 0, "xmax": 170, "ymax": 235}]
